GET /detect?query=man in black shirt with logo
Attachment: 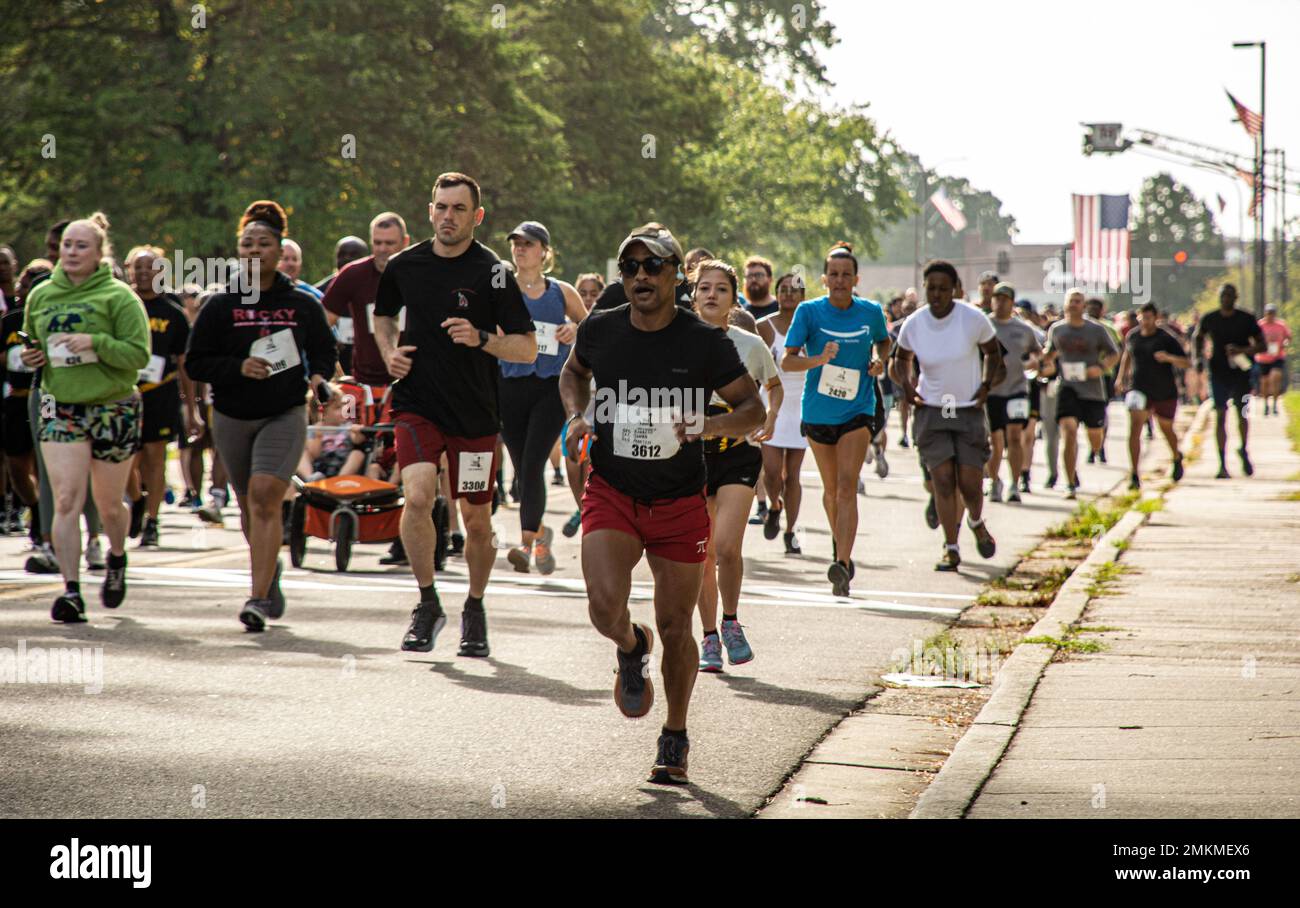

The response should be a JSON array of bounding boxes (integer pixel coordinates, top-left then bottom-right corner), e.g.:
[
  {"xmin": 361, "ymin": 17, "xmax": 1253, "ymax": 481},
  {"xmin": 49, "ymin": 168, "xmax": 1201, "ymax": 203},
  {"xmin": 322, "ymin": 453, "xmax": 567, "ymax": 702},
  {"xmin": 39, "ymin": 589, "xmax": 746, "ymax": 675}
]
[
  {"xmin": 374, "ymin": 172, "xmax": 537, "ymax": 659},
  {"xmin": 559, "ymin": 223, "xmax": 763, "ymax": 785},
  {"xmin": 1193, "ymin": 284, "xmax": 1264, "ymax": 478},
  {"xmin": 1115, "ymin": 302, "xmax": 1190, "ymax": 489}
]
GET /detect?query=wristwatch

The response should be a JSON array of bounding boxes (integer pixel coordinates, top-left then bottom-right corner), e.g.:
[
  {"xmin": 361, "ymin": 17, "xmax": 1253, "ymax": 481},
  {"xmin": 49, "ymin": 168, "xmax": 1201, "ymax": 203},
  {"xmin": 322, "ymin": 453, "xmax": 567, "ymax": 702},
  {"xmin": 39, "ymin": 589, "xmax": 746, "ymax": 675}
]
[{"xmin": 477, "ymin": 329, "xmax": 491, "ymax": 348}]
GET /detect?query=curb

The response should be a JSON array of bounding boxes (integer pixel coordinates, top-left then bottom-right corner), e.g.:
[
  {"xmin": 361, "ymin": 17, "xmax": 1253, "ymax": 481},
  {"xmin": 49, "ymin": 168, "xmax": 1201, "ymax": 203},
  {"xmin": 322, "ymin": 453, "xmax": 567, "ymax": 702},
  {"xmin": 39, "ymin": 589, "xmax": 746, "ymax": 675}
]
[{"xmin": 909, "ymin": 399, "xmax": 1212, "ymax": 819}]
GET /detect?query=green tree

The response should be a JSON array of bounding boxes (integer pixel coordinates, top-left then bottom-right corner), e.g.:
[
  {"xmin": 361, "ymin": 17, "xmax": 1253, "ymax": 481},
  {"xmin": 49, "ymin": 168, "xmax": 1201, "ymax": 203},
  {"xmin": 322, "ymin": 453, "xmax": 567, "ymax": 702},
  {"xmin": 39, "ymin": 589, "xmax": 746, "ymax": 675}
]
[{"xmin": 1131, "ymin": 172, "xmax": 1226, "ymax": 312}]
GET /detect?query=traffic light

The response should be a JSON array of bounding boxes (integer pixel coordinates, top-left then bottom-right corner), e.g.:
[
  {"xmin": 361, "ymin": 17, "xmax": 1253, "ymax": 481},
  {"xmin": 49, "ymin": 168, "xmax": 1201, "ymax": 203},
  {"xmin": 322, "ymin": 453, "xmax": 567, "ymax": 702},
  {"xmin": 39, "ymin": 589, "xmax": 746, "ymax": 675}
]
[{"xmin": 1170, "ymin": 249, "xmax": 1188, "ymax": 283}]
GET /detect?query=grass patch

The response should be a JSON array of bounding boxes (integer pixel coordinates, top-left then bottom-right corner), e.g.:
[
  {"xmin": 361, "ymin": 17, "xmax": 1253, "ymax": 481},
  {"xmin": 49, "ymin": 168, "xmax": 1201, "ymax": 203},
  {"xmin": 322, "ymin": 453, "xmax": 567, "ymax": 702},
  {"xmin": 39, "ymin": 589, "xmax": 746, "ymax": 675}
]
[
  {"xmin": 1135, "ymin": 498, "xmax": 1164, "ymax": 514},
  {"xmin": 1285, "ymin": 390, "xmax": 1300, "ymax": 455},
  {"xmin": 1047, "ymin": 491, "xmax": 1141, "ymax": 541},
  {"xmin": 1113, "ymin": 539, "xmax": 1130, "ymax": 554},
  {"xmin": 1084, "ymin": 561, "xmax": 1134, "ymax": 598},
  {"xmin": 1021, "ymin": 634, "xmax": 1107, "ymax": 655},
  {"xmin": 1077, "ymin": 625, "xmax": 1125, "ymax": 633},
  {"xmin": 1281, "ymin": 490, "xmax": 1300, "ymax": 502}
]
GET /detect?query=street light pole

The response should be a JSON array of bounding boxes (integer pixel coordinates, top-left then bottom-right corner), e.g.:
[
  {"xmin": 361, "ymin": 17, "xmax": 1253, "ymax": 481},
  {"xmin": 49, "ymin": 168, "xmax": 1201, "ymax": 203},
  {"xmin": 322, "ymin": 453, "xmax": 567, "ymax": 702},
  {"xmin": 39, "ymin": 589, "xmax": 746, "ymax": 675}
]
[{"xmin": 1234, "ymin": 40, "xmax": 1266, "ymax": 315}]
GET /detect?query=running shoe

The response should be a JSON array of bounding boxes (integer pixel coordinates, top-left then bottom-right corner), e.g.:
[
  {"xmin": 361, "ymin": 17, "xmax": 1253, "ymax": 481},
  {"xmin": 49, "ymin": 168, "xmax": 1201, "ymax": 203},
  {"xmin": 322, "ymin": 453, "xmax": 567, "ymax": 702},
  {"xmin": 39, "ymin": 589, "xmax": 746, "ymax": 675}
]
[
  {"xmin": 51, "ymin": 591, "xmax": 87, "ymax": 623},
  {"xmin": 450, "ymin": 532, "xmax": 465, "ymax": 555},
  {"xmin": 507, "ymin": 544, "xmax": 532, "ymax": 573},
  {"xmin": 562, "ymin": 510, "xmax": 582, "ymax": 538},
  {"xmin": 698, "ymin": 634, "xmax": 723, "ymax": 673},
  {"xmin": 534, "ymin": 526, "xmax": 556, "ymax": 575},
  {"xmin": 1239, "ymin": 447, "xmax": 1254, "ymax": 477},
  {"xmin": 864, "ymin": 444, "xmax": 874, "ymax": 465},
  {"xmin": 458, "ymin": 605, "xmax": 490, "ymax": 657},
  {"xmin": 551, "ymin": 467, "xmax": 565, "ymax": 486},
  {"xmin": 197, "ymin": 503, "xmax": 225, "ymax": 527},
  {"xmin": 1215, "ymin": 465, "xmax": 1230, "ymax": 480},
  {"xmin": 970, "ymin": 520, "xmax": 996, "ymax": 559},
  {"xmin": 379, "ymin": 539, "xmax": 409, "ymax": 565},
  {"xmin": 935, "ymin": 545, "xmax": 961, "ymax": 572},
  {"xmin": 1065, "ymin": 485, "xmax": 1078, "ymax": 500},
  {"xmin": 1020, "ymin": 471, "xmax": 1031, "ymax": 493},
  {"xmin": 988, "ymin": 478, "xmax": 1003, "ymax": 502},
  {"xmin": 401, "ymin": 601, "xmax": 447, "ymax": 652},
  {"xmin": 614, "ymin": 623, "xmax": 655, "ymax": 718},
  {"xmin": 899, "ymin": 435, "xmax": 910, "ymax": 448},
  {"xmin": 1098, "ymin": 448, "xmax": 1107, "ymax": 464},
  {"xmin": 648, "ymin": 731, "xmax": 690, "ymax": 785},
  {"xmin": 128, "ymin": 494, "xmax": 147, "ymax": 539},
  {"xmin": 164, "ymin": 488, "xmax": 175, "ymax": 505},
  {"xmin": 101, "ymin": 556, "xmax": 127, "ymax": 609},
  {"xmin": 874, "ymin": 445, "xmax": 889, "ymax": 479},
  {"xmin": 857, "ymin": 476, "xmax": 866, "ymax": 495},
  {"xmin": 1128, "ymin": 473, "xmax": 1141, "ymax": 491},
  {"xmin": 139, "ymin": 518, "xmax": 160, "ymax": 548},
  {"xmin": 1171, "ymin": 455, "xmax": 1185, "ymax": 482},
  {"xmin": 266, "ymin": 558, "xmax": 286, "ymax": 619},
  {"xmin": 720, "ymin": 619, "xmax": 754, "ymax": 665},
  {"xmin": 748, "ymin": 501, "xmax": 767, "ymax": 526},
  {"xmin": 1044, "ymin": 472, "xmax": 1058, "ymax": 490},
  {"xmin": 783, "ymin": 530, "xmax": 801, "ymax": 554},
  {"xmin": 85, "ymin": 537, "xmax": 106, "ymax": 571},
  {"xmin": 763, "ymin": 505, "xmax": 782, "ymax": 541},
  {"xmin": 828, "ymin": 560, "xmax": 852, "ymax": 597},
  {"xmin": 26, "ymin": 542, "xmax": 60, "ymax": 575},
  {"xmin": 1087, "ymin": 451, "xmax": 1096, "ymax": 465},
  {"xmin": 239, "ymin": 598, "xmax": 271, "ymax": 632},
  {"xmin": 925, "ymin": 495, "xmax": 939, "ymax": 530},
  {"xmin": 179, "ymin": 491, "xmax": 201, "ymax": 511},
  {"xmin": 1007, "ymin": 487, "xmax": 1022, "ymax": 503}
]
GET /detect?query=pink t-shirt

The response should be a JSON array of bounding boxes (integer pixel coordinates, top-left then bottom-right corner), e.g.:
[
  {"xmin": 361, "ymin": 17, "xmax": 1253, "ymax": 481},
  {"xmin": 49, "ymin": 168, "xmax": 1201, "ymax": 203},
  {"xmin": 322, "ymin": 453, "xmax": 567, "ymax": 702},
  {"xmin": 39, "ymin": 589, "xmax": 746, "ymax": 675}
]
[{"xmin": 1258, "ymin": 320, "xmax": 1291, "ymax": 363}]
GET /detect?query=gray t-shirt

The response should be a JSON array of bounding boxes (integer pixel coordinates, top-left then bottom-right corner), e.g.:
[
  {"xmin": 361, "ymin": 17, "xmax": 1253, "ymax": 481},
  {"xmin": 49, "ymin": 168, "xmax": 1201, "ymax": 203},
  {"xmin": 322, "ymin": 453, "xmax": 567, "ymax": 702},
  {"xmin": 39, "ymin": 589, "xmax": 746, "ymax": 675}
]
[
  {"xmin": 1045, "ymin": 318, "xmax": 1119, "ymax": 401},
  {"xmin": 990, "ymin": 317, "xmax": 1043, "ymax": 397}
]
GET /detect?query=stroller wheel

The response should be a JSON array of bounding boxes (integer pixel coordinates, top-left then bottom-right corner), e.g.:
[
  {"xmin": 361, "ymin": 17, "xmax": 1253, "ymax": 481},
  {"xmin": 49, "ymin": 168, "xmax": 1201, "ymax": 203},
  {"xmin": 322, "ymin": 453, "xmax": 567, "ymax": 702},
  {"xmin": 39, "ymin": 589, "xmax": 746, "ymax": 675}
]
[
  {"xmin": 434, "ymin": 496, "xmax": 450, "ymax": 572},
  {"xmin": 289, "ymin": 499, "xmax": 307, "ymax": 568},
  {"xmin": 335, "ymin": 511, "xmax": 356, "ymax": 573}
]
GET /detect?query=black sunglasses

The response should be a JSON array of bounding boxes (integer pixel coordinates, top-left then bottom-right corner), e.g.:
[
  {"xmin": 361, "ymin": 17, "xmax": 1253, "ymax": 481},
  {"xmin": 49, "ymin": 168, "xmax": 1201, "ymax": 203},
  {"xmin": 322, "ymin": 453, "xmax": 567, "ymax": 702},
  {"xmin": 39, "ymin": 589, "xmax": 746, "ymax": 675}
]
[{"xmin": 618, "ymin": 256, "xmax": 672, "ymax": 278}]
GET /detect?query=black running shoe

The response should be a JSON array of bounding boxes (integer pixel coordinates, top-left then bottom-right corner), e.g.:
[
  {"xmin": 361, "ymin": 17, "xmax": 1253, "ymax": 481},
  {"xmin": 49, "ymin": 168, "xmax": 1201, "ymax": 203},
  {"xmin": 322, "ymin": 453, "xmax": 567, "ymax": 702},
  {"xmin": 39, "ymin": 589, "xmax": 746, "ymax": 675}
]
[
  {"xmin": 1216, "ymin": 465, "xmax": 1230, "ymax": 480},
  {"xmin": 648, "ymin": 731, "xmax": 690, "ymax": 785},
  {"xmin": 935, "ymin": 546, "xmax": 960, "ymax": 572},
  {"xmin": 924, "ymin": 495, "xmax": 939, "ymax": 530},
  {"xmin": 128, "ymin": 495, "xmax": 147, "ymax": 539},
  {"xmin": 139, "ymin": 518, "xmax": 159, "ymax": 548},
  {"xmin": 763, "ymin": 505, "xmax": 782, "ymax": 541},
  {"xmin": 1020, "ymin": 471, "xmax": 1031, "ymax": 493},
  {"xmin": 266, "ymin": 558, "xmax": 286, "ymax": 619},
  {"xmin": 1171, "ymin": 455, "xmax": 1185, "ymax": 482},
  {"xmin": 401, "ymin": 601, "xmax": 447, "ymax": 652},
  {"xmin": 457, "ymin": 605, "xmax": 490, "ymax": 657},
  {"xmin": 101, "ymin": 557, "xmax": 127, "ymax": 609},
  {"xmin": 1098, "ymin": 448, "xmax": 1107, "ymax": 464},
  {"xmin": 1087, "ymin": 451, "xmax": 1096, "ymax": 465},
  {"xmin": 828, "ymin": 560, "xmax": 851, "ymax": 597},
  {"xmin": 1044, "ymin": 472, "xmax": 1058, "ymax": 490},
  {"xmin": 379, "ymin": 539, "xmax": 409, "ymax": 565},
  {"xmin": 240, "ymin": 598, "xmax": 271, "ymax": 632},
  {"xmin": 51, "ymin": 591, "xmax": 87, "ymax": 623},
  {"xmin": 614, "ymin": 623, "xmax": 654, "ymax": 718},
  {"xmin": 783, "ymin": 530, "xmax": 801, "ymax": 554},
  {"xmin": 1128, "ymin": 473, "xmax": 1141, "ymax": 491},
  {"xmin": 450, "ymin": 532, "xmax": 465, "ymax": 555},
  {"xmin": 971, "ymin": 521, "xmax": 996, "ymax": 559},
  {"xmin": 1239, "ymin": 447, "xmax": 1254, "ymax": 477}
]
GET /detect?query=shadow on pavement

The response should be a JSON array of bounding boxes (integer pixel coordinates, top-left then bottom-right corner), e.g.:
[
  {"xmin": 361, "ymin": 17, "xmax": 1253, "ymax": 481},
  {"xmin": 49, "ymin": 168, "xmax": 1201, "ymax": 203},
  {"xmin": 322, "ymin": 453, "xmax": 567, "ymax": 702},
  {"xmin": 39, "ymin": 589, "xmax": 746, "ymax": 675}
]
[
  {"xmin": 713, "ymin": 673, "xmax": 861, "ymax": 716},
  {"xmin": 634, "ymin": 782, "xmax": 748, "ymax": 819},
  {"xmin": 423, "ymin": 658, "xmax": 608, "ymax": 707}
]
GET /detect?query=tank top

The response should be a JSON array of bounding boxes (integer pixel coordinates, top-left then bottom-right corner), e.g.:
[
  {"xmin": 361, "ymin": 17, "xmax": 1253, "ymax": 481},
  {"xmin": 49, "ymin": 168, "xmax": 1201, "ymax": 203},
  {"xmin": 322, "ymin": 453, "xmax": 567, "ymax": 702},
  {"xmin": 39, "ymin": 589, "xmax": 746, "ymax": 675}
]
[
  {"xmin": 501, "ymin": 278, "xmax": 568, "ymax": 380},
  {"xmin": 768, "ymin": 320, "xmax": 805, "ymax": 405}
]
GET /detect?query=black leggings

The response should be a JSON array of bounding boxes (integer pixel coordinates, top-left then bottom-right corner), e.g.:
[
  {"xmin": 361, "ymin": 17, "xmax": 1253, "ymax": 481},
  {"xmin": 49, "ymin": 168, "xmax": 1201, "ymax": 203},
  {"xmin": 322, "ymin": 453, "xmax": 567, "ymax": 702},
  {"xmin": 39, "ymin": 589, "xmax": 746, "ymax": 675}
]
[{"xmin": 499, "ymin": 374, "xmax": 566, "ymax": 534}]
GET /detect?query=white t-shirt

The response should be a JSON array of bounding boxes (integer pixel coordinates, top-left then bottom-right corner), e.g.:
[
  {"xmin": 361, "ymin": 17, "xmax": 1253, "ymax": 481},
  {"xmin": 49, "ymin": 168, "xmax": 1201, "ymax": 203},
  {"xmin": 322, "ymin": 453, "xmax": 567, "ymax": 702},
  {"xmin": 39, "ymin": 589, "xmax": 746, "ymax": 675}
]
[
  {"xmin": 710, "ymin": 325, "xmax": 778, "ymax": 407},
  {"xmin": 896, "ymin": 301, "xmax": 996, "ymax": 408}
]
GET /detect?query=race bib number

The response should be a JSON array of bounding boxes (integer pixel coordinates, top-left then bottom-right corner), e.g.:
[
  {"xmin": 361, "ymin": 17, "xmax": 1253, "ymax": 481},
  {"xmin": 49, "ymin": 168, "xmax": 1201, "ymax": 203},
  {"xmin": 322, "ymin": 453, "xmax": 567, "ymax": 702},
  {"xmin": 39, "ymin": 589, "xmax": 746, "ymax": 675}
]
[
  {"xmin": 6, "ymin": 345, "xmax": 34, "ymax": 373},
  {"xmin": 138, "ymin": 354, "xmax": 166, "ymax": 384},
  {"xmin": 456, "ymin": 450, "xmax": 492, "ymax": 494},
  {"xmin": 1061, "ymin": 361, "xmax": 1087, "ymax": 382},
  {"xmin": 817, "ymin": 364, "xmax": 860, "ymax": 401},
  {"xmin": 366, "ymin": 303, "xmax": 405, "ymax": 332},
  {"xmin": 1124, "ymin": 390, "xmax": 1148, "ymax": 411},
  {"xmin": 249, "ymin": 329, "xmax": 301, "ymax": 376},
  {"xmin": 48, "ymin": 337, "xmax": 98, "ymax": 368},
  {"xmin": 535, "ymin": 321, "xmax": 561, "ymax": 357},
  {"xmin": 613, "ymin": 404, "xmax": 681, "ymax": 460},
  {"xmin": 1268, "ymin": 342, "xmax": 1281, "ymax": 357},
  {"xmin": 336, "ymin": 317, "xmax": 354, "ymax": 345},
  {"xmin": 1006, "ymin": 398, "xmax": 1030, "ymax": 421}
]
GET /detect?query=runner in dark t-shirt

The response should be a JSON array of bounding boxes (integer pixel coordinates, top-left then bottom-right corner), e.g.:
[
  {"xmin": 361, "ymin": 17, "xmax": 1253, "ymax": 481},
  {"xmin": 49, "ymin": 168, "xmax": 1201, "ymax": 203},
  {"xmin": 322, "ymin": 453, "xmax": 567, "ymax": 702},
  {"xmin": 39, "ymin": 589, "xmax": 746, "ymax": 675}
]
[
  {"xmin": 1193, "ymin": 284, "xmax": 1265, "ymax": 477},
  {"xmin": 559, "ymin": 223, "xmax": 760, "ymax": 787},
  {"xmin": 375, "ymin": 175, "xmax": 536, "ymax": 661},
  {"xmin": 1115, "ymin": 302, "xmax": 1191, "ymax": 490}
]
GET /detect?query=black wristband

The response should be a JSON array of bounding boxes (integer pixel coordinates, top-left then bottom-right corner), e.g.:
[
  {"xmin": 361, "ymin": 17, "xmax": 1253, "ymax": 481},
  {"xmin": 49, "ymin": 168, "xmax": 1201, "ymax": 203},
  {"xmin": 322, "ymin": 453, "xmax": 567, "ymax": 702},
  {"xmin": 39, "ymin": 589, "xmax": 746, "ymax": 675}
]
[{"xmin": 477, "ymin": 329, "xmax": 491, "ymax": 348}]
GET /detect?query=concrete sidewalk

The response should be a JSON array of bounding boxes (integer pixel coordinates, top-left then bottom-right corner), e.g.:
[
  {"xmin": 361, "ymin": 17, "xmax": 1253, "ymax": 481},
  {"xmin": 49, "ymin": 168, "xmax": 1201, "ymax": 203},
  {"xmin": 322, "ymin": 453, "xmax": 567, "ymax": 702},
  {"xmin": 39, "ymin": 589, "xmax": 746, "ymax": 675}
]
[{"xmin": 965, "ymin": 403, "xmax": 1300, "ymax": 818}]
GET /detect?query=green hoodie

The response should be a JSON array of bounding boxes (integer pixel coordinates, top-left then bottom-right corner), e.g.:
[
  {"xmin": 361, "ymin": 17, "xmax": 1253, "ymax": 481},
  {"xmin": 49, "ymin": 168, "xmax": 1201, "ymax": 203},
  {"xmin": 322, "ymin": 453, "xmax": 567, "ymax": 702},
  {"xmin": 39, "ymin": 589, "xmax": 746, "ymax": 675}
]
[{"xmin": 23, "ymin": 262, "xmax": 150, "ymax": 405}]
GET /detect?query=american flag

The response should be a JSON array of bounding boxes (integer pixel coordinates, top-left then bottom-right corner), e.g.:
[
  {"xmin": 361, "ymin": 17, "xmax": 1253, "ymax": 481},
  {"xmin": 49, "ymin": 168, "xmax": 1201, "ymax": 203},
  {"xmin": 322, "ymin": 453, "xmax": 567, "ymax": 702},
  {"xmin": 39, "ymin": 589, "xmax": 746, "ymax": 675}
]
[
  {"xmin": 929, "ymin": 186, "xmax": 967, "ymax": 232},
  {"xmin": 1226, "ymin": 90, "xmax": 1263, "ymax": 138},
  {"xmin": 1236, "ymin": 167, "xmax": 1262, "ymax": 219},
  {"xmin": 1072, "ymin": 194, "xmax": 1130, "ymax": 289}
]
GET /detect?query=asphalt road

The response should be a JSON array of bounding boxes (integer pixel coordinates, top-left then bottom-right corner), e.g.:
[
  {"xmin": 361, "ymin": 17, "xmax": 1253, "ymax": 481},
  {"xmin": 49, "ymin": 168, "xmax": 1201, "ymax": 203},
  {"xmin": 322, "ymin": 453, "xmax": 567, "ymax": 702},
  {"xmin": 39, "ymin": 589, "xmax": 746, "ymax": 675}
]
[{"xmin": 0, "ymin": 408, "xmax": 1135, "ymax": 818}]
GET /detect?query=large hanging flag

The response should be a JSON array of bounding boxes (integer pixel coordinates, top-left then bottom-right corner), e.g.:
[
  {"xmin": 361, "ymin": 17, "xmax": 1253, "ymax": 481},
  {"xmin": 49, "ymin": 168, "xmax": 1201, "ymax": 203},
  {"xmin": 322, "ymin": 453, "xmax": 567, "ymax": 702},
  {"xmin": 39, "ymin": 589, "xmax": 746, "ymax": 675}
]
[
  {"xmin": 1225, "ymin": 89, "xmax": 1263, "ymax": 138},
  {"xmin": 1072, "ymin": 194, "xmax": 1131, "ymax": 289},
  {"xmin": 929, "ymin": 186, "xmax": 968, "ymax": 232}
]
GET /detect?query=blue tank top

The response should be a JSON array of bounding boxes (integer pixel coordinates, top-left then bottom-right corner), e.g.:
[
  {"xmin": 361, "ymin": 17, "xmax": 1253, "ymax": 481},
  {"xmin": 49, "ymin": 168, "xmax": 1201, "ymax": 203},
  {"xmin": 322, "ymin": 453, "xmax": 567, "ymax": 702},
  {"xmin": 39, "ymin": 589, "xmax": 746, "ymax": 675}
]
[{"xmin": 501, "ymin": 278, "xmax": 569, "ymax": 380}]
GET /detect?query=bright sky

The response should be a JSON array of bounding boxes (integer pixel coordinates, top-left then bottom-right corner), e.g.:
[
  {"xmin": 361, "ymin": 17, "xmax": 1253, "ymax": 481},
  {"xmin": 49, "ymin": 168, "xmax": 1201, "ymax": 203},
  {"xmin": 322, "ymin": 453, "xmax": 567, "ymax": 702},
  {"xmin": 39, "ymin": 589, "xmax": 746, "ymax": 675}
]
[{"xmin": 819, "ymin": 0, "xmax": 1300, "ymax": 243}]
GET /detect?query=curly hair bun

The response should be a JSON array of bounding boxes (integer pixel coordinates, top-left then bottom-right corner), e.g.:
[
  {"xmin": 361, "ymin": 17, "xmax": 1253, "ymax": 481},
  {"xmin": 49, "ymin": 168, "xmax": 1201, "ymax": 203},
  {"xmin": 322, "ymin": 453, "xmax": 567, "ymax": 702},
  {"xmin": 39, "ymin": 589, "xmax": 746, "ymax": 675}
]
[{"xmin": 239, "ymin": 200, "xmax": 288, "ymax": 237}]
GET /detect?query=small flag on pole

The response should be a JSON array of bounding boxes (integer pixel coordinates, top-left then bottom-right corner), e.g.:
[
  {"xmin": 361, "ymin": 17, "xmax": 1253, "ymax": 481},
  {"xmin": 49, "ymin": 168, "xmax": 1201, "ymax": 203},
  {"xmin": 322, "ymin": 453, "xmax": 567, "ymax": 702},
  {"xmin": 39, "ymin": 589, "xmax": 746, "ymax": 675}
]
[
  {"xmin": 929, "ymin": 186, "xmax": 967, "ymax": 233},
  {"xmin": 1072, "ymin": 193, "xmax": 1131, "ymax": 290},
  {"xmin": 1216, "ymin": 193, "xmax": 1227, "ymax": 215},
  {"xmin": 1236, "ymin": 168, "xmax": 1262, "ymax": 219},
  {"xmin": 1225, "ymin": 89, "xmax": 1263, "ymax": 138}
]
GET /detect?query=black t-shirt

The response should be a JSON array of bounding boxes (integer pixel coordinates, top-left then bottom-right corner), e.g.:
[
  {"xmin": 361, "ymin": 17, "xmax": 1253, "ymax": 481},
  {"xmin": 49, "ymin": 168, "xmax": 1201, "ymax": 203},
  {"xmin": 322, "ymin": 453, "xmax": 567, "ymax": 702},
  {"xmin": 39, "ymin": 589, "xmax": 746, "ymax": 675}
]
[
  {"xmin": 1126, "ymin": 327, "xmax": 1183, "ymax": 401},
  {"xmin": 140, "ymin": 294, "xmax": 191, "ymax": 393},
  {"xmin": 1198, "ymin": 308, "xmax": 1262, "ymax": 374},
  {"xmin": 745, "ymin": 300, "xmax": 779, "ymax": 320},
  {"xmin": 593, "ymin": 279, "xmax": 694, "ymax": 313},
  {"xmin": 574, "ymin": 305, "xmax": 748, "ymax": 500},
  {"xmin": 373, "ymin": 239, "xmax": 534, "ymax": 438}
]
